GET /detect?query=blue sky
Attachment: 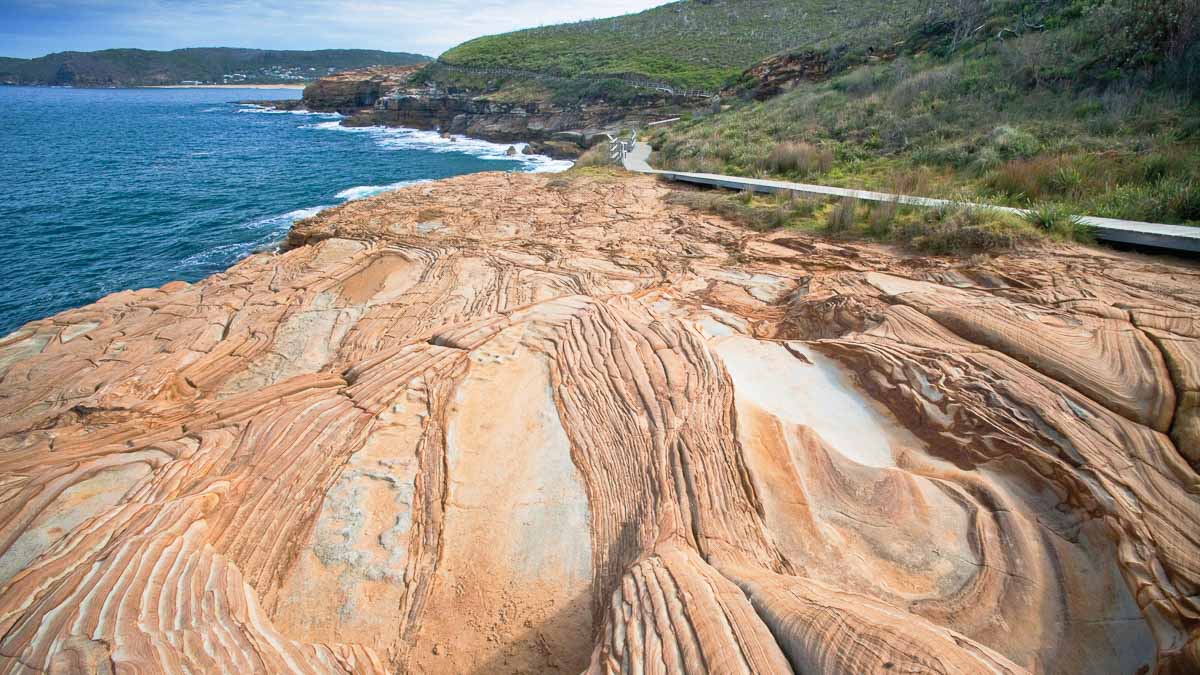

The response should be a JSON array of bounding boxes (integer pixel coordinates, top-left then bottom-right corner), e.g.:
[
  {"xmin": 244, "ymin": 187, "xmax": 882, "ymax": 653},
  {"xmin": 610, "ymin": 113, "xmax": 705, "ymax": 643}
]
[{"xmin": 0, "ymin": 0, "xmax": 669, "ymax": 58}]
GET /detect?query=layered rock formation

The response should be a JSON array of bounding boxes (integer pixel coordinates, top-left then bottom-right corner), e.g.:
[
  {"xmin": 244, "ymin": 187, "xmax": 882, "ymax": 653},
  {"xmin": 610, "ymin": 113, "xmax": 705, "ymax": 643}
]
[
  {"xmin": 1, "ymin": 171, "xmax": 1198, "ymax": 674},
  {"xmin": 365, "ymin": 94, "xmax": 630, "ymax": 158},
  {"xmin": 296, "ymin": 67, "xmax": 693, "ymax": 158},
  {"xmin": 301, "ymin": 66, "xmax": 425, "ymax": 113}
]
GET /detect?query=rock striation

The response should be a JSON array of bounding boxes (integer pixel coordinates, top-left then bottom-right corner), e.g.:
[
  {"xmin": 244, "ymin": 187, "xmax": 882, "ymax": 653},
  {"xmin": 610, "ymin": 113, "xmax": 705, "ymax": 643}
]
[{"xmin": 1, "ymin": 172, "xmax": 1199, "ymax": 674}]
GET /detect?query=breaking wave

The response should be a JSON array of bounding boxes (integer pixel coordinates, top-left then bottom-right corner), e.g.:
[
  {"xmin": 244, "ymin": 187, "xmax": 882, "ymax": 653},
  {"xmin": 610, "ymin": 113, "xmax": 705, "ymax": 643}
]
[{"xmin": 305, "ymin": 121, "xmax": 573, "ymax": 173}]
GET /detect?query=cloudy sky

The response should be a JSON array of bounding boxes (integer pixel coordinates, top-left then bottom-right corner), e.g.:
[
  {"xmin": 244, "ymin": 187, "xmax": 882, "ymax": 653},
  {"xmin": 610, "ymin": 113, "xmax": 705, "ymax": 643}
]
[{"xmin": 0, "ymin": 0, "xmax": 670, "ymax": 58}]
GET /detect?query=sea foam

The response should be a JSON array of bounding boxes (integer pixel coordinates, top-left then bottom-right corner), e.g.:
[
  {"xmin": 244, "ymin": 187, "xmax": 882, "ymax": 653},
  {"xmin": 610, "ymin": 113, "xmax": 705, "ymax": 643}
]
[
  {"xmin": 236, "ymin": 104, "xmax": 343, "ymax": 119},
  {"xmin": 334, "ymin": 179, "xmax": 433, "ymax": 201},
  {"xmin": 305, "ymin": 121, "xmax": 573, "ymax": 173}
]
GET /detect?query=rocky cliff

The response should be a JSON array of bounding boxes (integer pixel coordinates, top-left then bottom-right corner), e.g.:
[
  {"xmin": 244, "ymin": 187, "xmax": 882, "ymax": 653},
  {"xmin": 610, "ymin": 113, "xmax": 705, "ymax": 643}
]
[
  {"xmin": 1, "ymin": 171, "xmax": 1199, "ymax": 673},
  {"xmin": 299, "ymin": 67, "xmax": 695, "ymax": 158},
  {"xmin": 301, "ymin": 65, "xmax": 425, "ymax": 113}
]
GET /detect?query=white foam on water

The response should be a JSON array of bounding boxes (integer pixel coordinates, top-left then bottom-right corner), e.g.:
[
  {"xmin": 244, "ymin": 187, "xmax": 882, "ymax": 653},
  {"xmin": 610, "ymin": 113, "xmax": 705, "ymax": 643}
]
[
  {"xmin": 334, "ymin": 179, "xmax": 433, "ymax": 201},
  {"xmin": 304, "ymin": 121, "xmax": 573, "ymax": 173},
  {"xmin": 240, "ymin": 205, "xmax": 331, "ymax": 230},
  {"xmin": 235, "ymin": 104, "xmax": 343, "ymax": 119},
  {"xmin": 179, "ymin": 205, "xmax": 333, "ymax": 270}
]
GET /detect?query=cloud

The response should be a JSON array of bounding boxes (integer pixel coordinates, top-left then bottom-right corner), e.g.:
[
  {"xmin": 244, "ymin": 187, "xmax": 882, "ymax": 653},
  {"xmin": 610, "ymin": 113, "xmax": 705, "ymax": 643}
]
[{"xmin": 0, "ymin": 0, "xmax": 671, "ymax": 58}]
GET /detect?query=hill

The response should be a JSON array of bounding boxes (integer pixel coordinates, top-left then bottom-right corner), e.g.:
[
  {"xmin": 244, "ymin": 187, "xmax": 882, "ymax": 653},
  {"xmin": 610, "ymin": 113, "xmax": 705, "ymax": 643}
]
[
  {"xmin": 432, "ymin": 0, "xmax": 932, "ymax": 95},
  {"xmin": 649, "ymin": 0, "xmax": 1200, "ymax": 227},
  {"xmin": 0, "ymin": 48, "xmax": 431, "ymax": 87}
]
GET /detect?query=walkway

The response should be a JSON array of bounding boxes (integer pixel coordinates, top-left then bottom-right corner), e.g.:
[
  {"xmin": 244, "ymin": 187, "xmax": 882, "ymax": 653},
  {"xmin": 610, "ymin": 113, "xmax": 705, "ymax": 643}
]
[{"xmin": 621, "ymin": 142, "xmax": 1200, "ymax": 253}]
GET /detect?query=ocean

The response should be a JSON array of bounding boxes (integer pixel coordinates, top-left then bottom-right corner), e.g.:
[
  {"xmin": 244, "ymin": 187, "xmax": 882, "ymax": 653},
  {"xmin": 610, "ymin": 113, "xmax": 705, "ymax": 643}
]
[{"xmin": 0, "ymin": 86, "xmax": 569, "ymax": 336}]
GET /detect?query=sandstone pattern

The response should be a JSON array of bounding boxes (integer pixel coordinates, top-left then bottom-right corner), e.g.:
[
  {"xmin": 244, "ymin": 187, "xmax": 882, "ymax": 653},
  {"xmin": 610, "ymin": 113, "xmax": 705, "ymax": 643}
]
[{"xmin": 0, "ymin": 172, "xmax": 1198, "ymax": 674}]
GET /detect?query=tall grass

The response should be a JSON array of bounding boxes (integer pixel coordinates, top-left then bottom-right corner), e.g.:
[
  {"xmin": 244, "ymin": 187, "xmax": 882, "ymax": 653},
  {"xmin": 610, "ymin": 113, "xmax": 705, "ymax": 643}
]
[{"xmin": 764, "ymin": 141, "xmax": 834, "ymax": 177}]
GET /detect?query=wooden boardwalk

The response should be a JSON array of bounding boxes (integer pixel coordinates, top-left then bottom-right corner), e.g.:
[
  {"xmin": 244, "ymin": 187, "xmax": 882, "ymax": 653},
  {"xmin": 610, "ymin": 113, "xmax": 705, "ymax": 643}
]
[{"xmin": 621, "ymin": 142, "xmax": 1200, "ymax": 253}]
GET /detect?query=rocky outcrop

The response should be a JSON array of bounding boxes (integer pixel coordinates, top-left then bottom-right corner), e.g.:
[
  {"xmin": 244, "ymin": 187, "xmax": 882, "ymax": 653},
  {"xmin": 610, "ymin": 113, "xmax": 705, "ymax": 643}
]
[
  {"xmin": 361, "ymin": 93, "xmax": 636, "ymax": 157},
  {"xmin": 1, "ymin": 172, "xmax": 1199, "ymax": 673},
  {"xmin": 300, "ymin": 67, "xmax": 691, "ymax": 158},
  {"xmin": 731, "ymin": 50, "xmax": 835, "ymax": 100},
  {"xmin": 301, "ymin": 65, "xmax": 424, "ymax": 113},
  {"xmin": 729, "ymin": 45, "xmax": 900, "ymax": 100}
]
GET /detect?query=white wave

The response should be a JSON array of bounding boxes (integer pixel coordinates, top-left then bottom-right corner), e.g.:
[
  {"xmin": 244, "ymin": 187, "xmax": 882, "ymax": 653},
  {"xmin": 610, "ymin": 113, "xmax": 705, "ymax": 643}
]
[
  {"xmin": 240, "ymin": 205, "xmax": 332, "ymax": 229},
  {"xmin": 335, "ymin": 179, "xmax": 433, "ymax": 201},
  {"xmin": 305, "ymin": 122, "xmax": 572, "ymax": 173},
  {"xmin": 235, "ymin": 105, "xmax": 342, "ymax": 119},
  {"xmin": 181, "ymin": 205, "xmax": 333, "ymax": 269}
]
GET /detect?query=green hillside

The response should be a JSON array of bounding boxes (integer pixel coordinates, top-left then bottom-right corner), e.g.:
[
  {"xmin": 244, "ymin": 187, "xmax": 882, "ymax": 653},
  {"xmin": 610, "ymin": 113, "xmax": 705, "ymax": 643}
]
[
  {"xmin": 650, "ymin": 0, "xmax": 1200, "ymax": 226},
  {"xmin": 0, "ymin": 48, "xmax": 431, "ymax": 87},
  {"xmin": 437, "ymin": 0, "xmax": 931, "ymax": 93}
]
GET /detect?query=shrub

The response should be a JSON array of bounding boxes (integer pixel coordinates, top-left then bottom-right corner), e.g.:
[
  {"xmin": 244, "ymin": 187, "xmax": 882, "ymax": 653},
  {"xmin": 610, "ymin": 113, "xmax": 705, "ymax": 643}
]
[
  {"xmin": 826, "ymin": 197, "xmax": 858, "ymax": 231},
  {"xmin": 868, "ymin": 198, "xmax": 900, "ymax": 233},
  {"xmin": 1158, "ymin": 176, "xmax": 1200, "ymax": 221},
  {"xmin": 889, "ymin": 64, "xmax": 961, "ymax": 109},
  {"xmin": 663, "ymin": 188, "xmax": 807, "ymax": 232},
  {"xmin": 894, "ymin": 204, "xmax": 1041, "ymax": 254},
  {"xmin": 985, "ymin": 155, "xmax": 1072, "ymax": 201},
  {"xmin": 1020, "ymin": 203, "xmax": 1091, "ymax": 240},
  {"xmin": 764, "ymin": 141, "xmax": 834, "ymax": 176},
  {"xmin": 985, "ymin": 125, "xmax": 1041, "ymax": 161},
  {"xmin": 571, "ymin": 144, "xmax": 617, "ymax": 169}
]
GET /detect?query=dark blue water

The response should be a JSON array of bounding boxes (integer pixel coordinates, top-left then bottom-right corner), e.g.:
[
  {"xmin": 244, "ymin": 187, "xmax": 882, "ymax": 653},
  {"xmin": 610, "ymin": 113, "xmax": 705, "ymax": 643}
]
[{"xmin": 0, "ymin": 86, "xmax": 568, "ymax": 335}]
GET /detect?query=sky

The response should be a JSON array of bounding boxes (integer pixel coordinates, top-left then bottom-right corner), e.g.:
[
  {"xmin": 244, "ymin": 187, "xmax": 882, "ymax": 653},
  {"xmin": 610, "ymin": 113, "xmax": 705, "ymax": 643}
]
[{"xmin": 0, "ymin": 0, "xmax": 671, "ymax": 59}]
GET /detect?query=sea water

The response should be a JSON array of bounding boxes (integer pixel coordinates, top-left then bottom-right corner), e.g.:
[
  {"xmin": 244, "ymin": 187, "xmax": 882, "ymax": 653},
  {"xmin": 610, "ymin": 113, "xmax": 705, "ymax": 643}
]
[{"xmin": 0, "ymin": 86, "xmax": 570, "ymax": 335}]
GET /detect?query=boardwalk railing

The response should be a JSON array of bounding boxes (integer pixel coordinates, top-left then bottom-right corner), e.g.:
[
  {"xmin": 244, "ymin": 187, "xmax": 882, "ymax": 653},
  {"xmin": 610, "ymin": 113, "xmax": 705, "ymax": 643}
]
[{"xmin": 608, "ymin": 131, "xmax": 638, "ymax": 162}]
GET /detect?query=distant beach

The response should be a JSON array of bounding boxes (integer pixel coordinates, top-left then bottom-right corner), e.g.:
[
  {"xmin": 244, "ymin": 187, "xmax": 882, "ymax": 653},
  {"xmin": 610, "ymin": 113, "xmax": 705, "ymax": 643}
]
[{"xmin": 143, "ymin": 84, "xmax": 308, "ymax": 89}]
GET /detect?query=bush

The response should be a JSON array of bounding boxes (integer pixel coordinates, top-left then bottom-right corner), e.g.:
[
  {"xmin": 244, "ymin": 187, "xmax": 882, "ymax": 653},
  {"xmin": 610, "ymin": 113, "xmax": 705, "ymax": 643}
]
[
  {"xmin": 985, "ymin": 155, "xmax": 1073, "ymax": 201},
  {"xmin": 826, "ymin": 197, "xmax": 858, "ymax": 231},
  {"xmin": 985, "ymin": 125, "xmax": 1041, "ymax": 161},
  {"xmin": 764, "ymin": 141, "xmax": 834, "ymax": 176},
  {"xmin": 663, "ymin": 188, "xmax": 808, "ymax": 231},
  {"xmin": 1159, "ymin": 176, "xmax": 1200, "ymax": 221},
  {"xmin": 1021, "ymin": 203, "xmax": 1091, "ymax": 240},
  {"xmin": 895, "ymin": 204, "xmax": 1041, "ymax": 254},
  {"xmin": 570, "ymin": 144, "xmax": 617, "ymax": 169},
  {"xmin": 889, "ymin": 64, "xmax": 961, "ymax": 109}
]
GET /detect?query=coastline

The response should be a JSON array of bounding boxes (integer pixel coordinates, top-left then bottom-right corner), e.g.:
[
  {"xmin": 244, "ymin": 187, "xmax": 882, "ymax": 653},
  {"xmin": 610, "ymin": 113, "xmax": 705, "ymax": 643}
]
[{"xmin": 0, "ymin": 88, "xmax": 569, "ymax": 337}]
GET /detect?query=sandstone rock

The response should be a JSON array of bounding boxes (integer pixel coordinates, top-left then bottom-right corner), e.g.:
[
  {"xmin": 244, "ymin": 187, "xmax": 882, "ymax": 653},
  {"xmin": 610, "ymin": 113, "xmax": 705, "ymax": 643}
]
[
  {"xmin": 301, "ymin": 65, "xmax": 423, "ymax": 113},
  {"xmin": 0, "ymin": 173, "xmax": 1198, "ymax": 673}
]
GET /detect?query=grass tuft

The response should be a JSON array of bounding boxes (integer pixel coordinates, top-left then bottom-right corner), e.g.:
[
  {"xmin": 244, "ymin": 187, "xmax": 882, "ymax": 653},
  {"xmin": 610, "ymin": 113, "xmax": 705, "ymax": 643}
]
[
  {"xmin": 826, "ymin": 197, "xmax": 858, "ymax": 232},
  {"xmin": 764, "ymin": 141, "xmax": 834, "ymax": 177}
]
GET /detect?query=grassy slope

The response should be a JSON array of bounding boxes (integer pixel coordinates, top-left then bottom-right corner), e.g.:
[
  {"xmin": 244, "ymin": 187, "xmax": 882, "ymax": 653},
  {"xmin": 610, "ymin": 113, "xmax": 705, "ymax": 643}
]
[
  {"xmin": 0, "ymin": 48, "xmax": 431, "ymax": 86},
  {"xmin": 651, "ymin": 0, "xmax": 1200, "ymax": 225},
  {"xmin": 437, "ymin": 0, "xmax": 929, "ymax": 92}
]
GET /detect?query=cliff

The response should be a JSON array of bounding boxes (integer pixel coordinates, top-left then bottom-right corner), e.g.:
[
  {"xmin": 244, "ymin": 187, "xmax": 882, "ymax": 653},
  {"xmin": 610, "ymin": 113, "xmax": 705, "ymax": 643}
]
[
  {"xmin": 301, "ymin": 65, "xmax": 425, "ymax": 112},
  {"xmin": 1, "ymin": 171, "xmax": 1198, "ymax": 673},
  {"xmin": 299, "ymin": 67, "xmax": 699, "ymax": 158}
]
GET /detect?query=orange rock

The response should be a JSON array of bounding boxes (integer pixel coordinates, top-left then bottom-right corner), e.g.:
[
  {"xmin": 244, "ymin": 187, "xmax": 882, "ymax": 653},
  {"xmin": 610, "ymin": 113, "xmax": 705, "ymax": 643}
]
[{"xmin": 0, "ymin": 172, "xmax": 1197, "ymax": 673}]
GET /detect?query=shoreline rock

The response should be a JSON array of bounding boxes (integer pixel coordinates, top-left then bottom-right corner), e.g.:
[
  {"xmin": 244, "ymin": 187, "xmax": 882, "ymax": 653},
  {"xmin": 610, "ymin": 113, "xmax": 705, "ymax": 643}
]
[
  {"xmin": 1, "ymin": 171, "xmax": 1198, "ymax": 673},
  {"xmin": 293, "ymin": 66, "xmax": 697, "ymax": 159}
]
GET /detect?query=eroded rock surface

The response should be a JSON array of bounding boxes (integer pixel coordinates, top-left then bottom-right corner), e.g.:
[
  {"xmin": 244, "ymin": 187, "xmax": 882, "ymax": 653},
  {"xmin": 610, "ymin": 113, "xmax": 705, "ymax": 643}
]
[{"xmin": 1, "ymin": 172, "xmax": 1198, "ymax": 674}]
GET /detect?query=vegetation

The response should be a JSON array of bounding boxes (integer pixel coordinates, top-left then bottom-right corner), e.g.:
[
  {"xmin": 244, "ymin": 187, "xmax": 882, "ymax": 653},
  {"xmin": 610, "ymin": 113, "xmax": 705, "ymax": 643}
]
[
  {"xmin": 651, "ymin": 0, "xmax": 1200, "ymax": 225},
  {"xmin": 663, "ymin": 185, "xmax": 1068, "ymax": 255},
  {"xmin": 0, "ymin": 48, "xmax": 431, "ymax": 87},
  {"xmin": 433, "ymin": 0, "xmax": 933, "ymax": 95}
]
